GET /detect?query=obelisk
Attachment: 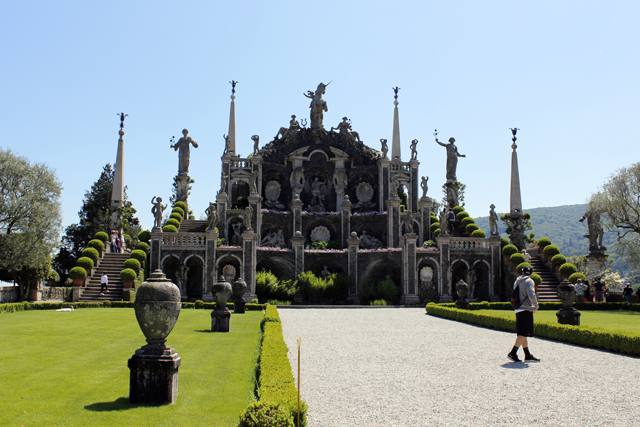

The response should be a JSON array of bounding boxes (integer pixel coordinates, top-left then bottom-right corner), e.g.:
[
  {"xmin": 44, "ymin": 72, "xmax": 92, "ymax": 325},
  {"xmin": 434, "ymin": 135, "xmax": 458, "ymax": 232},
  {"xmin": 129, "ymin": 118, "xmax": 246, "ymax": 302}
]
[{"xmin": 111, "ymin": 113, "xmax": 126, "ymax": 235}]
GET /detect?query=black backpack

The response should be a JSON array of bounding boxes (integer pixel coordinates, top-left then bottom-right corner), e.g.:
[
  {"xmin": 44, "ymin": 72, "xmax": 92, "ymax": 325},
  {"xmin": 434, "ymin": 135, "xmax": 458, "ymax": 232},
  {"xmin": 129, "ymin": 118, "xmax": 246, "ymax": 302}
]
[{"xmin": 510, "ymin": 277, "xmax": 528, "ymax": 310}]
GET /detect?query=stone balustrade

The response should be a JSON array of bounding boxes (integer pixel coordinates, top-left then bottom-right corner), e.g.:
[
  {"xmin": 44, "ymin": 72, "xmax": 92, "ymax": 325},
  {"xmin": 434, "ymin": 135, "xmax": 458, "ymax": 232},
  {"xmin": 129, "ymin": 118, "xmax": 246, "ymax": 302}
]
[
  {"xmin": 229, "ymin": 158, "xmax": 252, "ymax": 169},
  {"xmin": 162, "ymin": 233, "xmax": 206, "ymax": 247},
  {"xmin": 449, "ymin": 237, "xmax": 490, "ymax": 251},
  {"xmin": 390, "ymin": 163, "xmax": 410, "ymax": 172}
]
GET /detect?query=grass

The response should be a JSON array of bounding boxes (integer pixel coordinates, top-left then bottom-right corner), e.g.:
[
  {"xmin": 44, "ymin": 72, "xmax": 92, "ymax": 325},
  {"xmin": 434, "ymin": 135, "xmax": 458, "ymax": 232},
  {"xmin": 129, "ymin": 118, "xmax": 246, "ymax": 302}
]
[
  {"xmin": 0, "ymin": 308, "xmax": 264, "ymax": 427},
  {"xmin": 474, "ymin": 309, "xmax": 640, "ymax": 335}
]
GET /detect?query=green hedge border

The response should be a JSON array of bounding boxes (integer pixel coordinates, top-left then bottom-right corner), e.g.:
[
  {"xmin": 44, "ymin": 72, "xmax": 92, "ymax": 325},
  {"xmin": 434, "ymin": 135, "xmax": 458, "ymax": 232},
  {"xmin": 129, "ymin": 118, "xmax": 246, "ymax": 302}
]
[
  {"xmin": 426, "ymin": 303, "xmax": 640, "ymax": 356},
  {"xmin": 436, "ymin": 301, "xmax": 640, "ymax": 312},
  {"xmin": 0, "ymin": 301, "xmax": 266, "ymax": 313}
]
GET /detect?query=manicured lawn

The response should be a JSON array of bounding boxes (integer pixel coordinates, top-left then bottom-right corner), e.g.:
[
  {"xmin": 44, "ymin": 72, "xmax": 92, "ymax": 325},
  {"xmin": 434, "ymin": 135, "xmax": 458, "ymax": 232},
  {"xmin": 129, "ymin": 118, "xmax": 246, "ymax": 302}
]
[
  {"xmin": 475, "ymin": 309, "xmax": 640, "ymax": 335},
  {"xmin": 0, "ymin": 308, "xmax": 263, "ymax": 427}
]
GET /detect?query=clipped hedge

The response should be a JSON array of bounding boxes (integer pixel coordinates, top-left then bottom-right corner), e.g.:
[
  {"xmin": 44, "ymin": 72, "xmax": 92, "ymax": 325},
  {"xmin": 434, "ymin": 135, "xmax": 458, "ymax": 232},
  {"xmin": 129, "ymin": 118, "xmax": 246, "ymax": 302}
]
[
  {"xmin": 516, "ymin": 262, "xmax": 531, "ymax": 274},
  {"xmin": 466, "ymin": 223, "xmax": 479, "ymax": 233},
  {"xmin": 135, "ymin": 242, "xmax": 150, "ymax": 253},
  {"xmin": 69, "ymin": 266, "xmax": 87, "ymax": 279},
  {"xmin": 559, "ymin": 263, "xmax": 577, "ymax": 277},
  {"xmin": 76, "ymin": 257, "xmax": 94, "ymax": 271},
  {"xmin": 94, "ymin": 231, "xmax": 109, "ymax": 242},
  {"xmin": 456, "ymin": 211, "xmax": 469, "ymax": 221},
  {"xmin": 87, "ymin": 239, "xmax": 105, "ymax": 252},
  {"xmin": 530, "ymin": 273, "xmax": 542, "ymax": 286},
  {"xmin": 551, "ymin": 254, "xmax": 567, "ymax": 266},
  {"xmin": 471, "ymin": 229, "xmax": 486, "ymax": 238},
  {"xmin": 163, "ymin": 224, "xmax": 178, "ymax": 233},
  {"xmin": 502, "ymin": 244, "xmax": 518, "ymax": 256},
  {"xmin": 169, "ymin": 213, "xmax": 183, "ymax": 222},
  {"xmin": 510, "ymin": 253, "xmax": 525, "ymax": 265},
  {"xmin": 430, "ymin": 222, "xmax": 440, "ymax": 233},
  {"xmin": 47, "ymin": 270, "xmax": 60, "ymax": 282},
  {"xmin": 138, "ymin": 230, "xmax": 151, "ymax": 243},
  {"xmin": 166, "ymin": 218, "xmax": 181, "ymax": 228},
  {"xmin": 425, "ymin": 304, "xmax": 640, "ymax": 356},
  {"xmin": 452, "ymin": 206, "xmax": 465, "ymax": 214},
  {"xmin": 569, "ymin": 272, "xmax": 587, "ymax": 284},
  {"xmin": 130, "ymin": 249, "xmax": 147, "ymax": 264},
  {"xmin": 172, "ymin": 206, "xmax": 185, "ymax": 217},
  {"xmin": 120, "ymin": 268, "xmax": 137, "ymax": 281},
  {"xmin": 537, "ymin": 237, "xmax": 552, "ymax": 249},
  {"xmin": 81, "ymin": 247, "xmax": 100, "ymax": 262},
  {"xmin": 123, "ymin": 258, "xmax": 141, "ymax": 271},
  {"xmin": 174, "ymin": 201, "xmax": 187, "ymax": 211},
  {"xmin": 543, "ymin": 244, "xmax": 560, "ymax": 256},
  {"xmin": 461, "ymin": 217, "xmax": 475, "ymax": 227}
]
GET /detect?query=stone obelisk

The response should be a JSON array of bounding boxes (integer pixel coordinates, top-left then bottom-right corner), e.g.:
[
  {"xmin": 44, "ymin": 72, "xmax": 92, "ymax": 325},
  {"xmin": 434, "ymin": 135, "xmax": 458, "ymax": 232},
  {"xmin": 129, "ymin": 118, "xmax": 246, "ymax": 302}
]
[
  {"xmin": 111, "ymin": 113, "xmax": 126, "ymax": 237},
  {"xmin": 227, "ymin": 80, "xmax": 237, "ymax": 156},
  {"xmin": 509, "ymin": 128, "xmax": 522, "ymax": 218},
  {"xmin": 391, "ymin": 87, "xmax": 401, "ymax": 161}
]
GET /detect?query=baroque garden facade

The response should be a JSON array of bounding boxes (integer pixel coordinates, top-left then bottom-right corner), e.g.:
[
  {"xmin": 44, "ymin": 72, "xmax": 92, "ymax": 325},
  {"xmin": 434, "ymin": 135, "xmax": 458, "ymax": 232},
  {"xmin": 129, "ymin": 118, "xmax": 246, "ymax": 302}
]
[{"xmin": 149, "ymin": 83, "xmax": 503, "ymax": 304}]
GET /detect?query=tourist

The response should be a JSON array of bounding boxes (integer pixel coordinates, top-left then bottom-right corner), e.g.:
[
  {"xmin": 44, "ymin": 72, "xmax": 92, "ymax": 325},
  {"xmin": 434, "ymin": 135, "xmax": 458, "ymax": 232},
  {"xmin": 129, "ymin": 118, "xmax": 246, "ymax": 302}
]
[
  {"xmin": 583, "ymin": 280, "xmax": 591, "ymax": 302},
  {"xmin": 115, "ymin": 234, "xmax": 122, "ymax": 253},
  {"xmin": 575, "ymin": 278, "xmax": 585, "ymax": 303},
  {"xmin": 100, "ymin": 273, "xmax": 109, "ymax": 295},
  {"xmin": 622, "ymin": 283, "xmax": 633, "ymax": 303},
  {"xmin": 110, "ymin": 231, "xmax": 117, "ymax": 253},
  {"xmin": 594, "ymin": 278, "xmax": 605, "ymax": 302},
  {"xmin": 507, "ymin": 266, "xmax": 540, "ymax": 363},
  {"xmin": 522, "ymin": 249, "xmax": 531, "ymax": 263},
  {"xmin": 447, "ymin": 208, "xmax": 456, "ymax": 234}
]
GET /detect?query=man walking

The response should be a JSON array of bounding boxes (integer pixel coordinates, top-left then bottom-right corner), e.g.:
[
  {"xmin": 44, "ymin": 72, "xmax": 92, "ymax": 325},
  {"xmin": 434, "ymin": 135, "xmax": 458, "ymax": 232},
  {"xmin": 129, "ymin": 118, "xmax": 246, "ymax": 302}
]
[
  {"xmin": 507, "ymin": 266, "xmax": 540, "ymax": 362},
  {"xmin": 100, "ymin": 273, "xmax": 109, "ymax": 295}
]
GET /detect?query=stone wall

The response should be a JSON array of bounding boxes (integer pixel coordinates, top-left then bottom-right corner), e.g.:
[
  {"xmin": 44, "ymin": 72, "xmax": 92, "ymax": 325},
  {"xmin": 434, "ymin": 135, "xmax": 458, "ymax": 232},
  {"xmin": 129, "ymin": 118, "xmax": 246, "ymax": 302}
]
[{"xmin": 0, "ymin": 286, "xmax": 19, "ymax": 303}]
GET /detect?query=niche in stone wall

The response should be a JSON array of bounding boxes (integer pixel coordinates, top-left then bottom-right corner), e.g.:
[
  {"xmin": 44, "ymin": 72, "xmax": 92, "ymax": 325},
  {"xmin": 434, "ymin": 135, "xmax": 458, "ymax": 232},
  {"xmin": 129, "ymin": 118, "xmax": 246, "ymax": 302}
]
[
  {"xmin": 303, "ymin": 151, "xmax": 335, "ymax": 212},
  {"xmin": 185, "ymin": 256, "xmax": 203, "ymax": 300},
  {"xmin": 471, "ymin": 261, "xmax": 490, "ymax": 302},
  {"xmin": 351, "ymin": 172, "xmax": 376, "ymax": 212},
  {"xmin": 262, "ymin": 170, "xmax": 286, "ymax": 210},
  {"xmin": 451, "ymin": 260, "xmax": 470, "ymax": 301},
  {"xmin": 230, "ymin": 181, "xmax": 249, "ymax": 209},
  {"xmin": 417, "ymin": 260, "xmax": 439, "ymax": 303}
]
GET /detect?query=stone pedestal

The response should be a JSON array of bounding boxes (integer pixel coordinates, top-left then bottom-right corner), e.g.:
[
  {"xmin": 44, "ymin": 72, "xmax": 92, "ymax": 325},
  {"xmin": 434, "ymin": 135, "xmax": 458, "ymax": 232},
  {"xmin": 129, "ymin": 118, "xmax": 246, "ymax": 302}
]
[
  {"xmin": 378, "ymin": 158, "xmax": 391, "ymax": 212},
  {"xmin": 418, "ymin": 197, "xmax": 432, "ymax": 246},
  {"xmin": 341, "ymin": 196, "xmax": 352, "ymax": 248},
  {"xmin": 175, "ymin": 174, "xmax": 190, "ymax": 208},
  {"xmin": 216, "ymin": 192, "xmax": 229, "ymax": 240},
  {"xmin": 149, "ymin": 230, "xmax": 163, "ymax": 272},
  {"xmin": 233, "ymin": 278, "xmax": 247, "ymax": 314},
  {"xmin": 291, "ymin": 194, "xmax": 303, "ymax": 235},
  {"xmin": 128, "ymin": 344, "xmax": 181, "ymax": 405},
  {"xmin": 347, "ymin": 232, "xmax": 361, "ymax": 304},
  {"xmin": 556, "ymin": 307, "xmax": 581, "ymax": 325},
  {"xmin": 409, "ymin": 159, "xmax": 419, "ymax": 212},
  {"xmin": 556, "ymin": 279, "xmax": 580, "ymax": 325},
  {"xmin": 211, "ymin": 309, "xmax": 231, "ymax": 332}
]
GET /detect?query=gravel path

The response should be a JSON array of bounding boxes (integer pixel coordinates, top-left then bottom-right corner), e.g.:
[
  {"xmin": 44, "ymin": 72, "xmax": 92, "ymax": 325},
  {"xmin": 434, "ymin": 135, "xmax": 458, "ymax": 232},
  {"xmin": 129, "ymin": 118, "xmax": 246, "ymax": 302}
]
[{"xmin": 279, "ymin": 307, "xmax": 639, "ymax": 427}]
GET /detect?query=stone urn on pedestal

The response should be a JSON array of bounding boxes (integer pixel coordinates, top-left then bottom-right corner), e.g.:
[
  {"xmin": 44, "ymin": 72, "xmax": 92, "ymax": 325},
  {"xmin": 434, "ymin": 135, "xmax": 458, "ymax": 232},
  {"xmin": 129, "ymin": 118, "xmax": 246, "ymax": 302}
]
[
  {"xmin": 211, "ymin": 276, "xmax": 232, "ymax": 332},
  {"xmin": 233, "ymin": 278, "xmax": 247, "ymax": 314},
  {"xmin": 455, "ymin": 280, "xmax": 470, "ymax": 310},
  {"xmin": 128, "ymin": 270, "xmax": 182, "ymax": 405},
  {"xmin": 556, "ymin": 279, "xmax": 581, "ymax": 326}
]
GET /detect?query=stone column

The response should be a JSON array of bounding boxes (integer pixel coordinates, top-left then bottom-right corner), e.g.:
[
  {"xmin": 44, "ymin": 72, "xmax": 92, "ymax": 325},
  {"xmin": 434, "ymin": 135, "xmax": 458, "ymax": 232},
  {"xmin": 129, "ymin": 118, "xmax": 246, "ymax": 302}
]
[
  {"xmin": 437, "ymin": 235, "xmax": 452, "ymax": 302},
  {"xmin": 291, "ymin": 231, "xmax": 305, "ymax": 277},
  {"xmin": 150, "ymin": 229, "xmax": 163, "ymax": 272},
  {"xmin": 489, "ymin": 235, "xmax": 502, "ymax": 301},
  {"xmin": 248, "ymin": 193, "xmax": 262, "ymax": 242},
  {"xmin": 216, "ymin": 192, "xmax": 229, "ymax": 240},
  {"xmin": 242, "ymin": 230, "xmax": 257, "ymax": 300},
  {"xmin": 341, "ymin": 196, "xmax": 352, "ymax": 248},
  {"xmin": 291, "ymin": 194, "xmax": 304, "ymax": 236},
  {"xmin": 400, "ymin": 233, "xmax": 420, "ymax": 305},
  {"xmin": 204, "ymin": 228, "xmax": 218, "ymax": 303},
  {"xmin": 387, "ymin": 197, "xmax": 401, "ymax": 248},
  {"xmin": 409, "ymin": 159, "xmax": 419, "ymax": 213},
  {"xmin": 378, "ymin": 158, "xmax": 391, "ymax": 212},
  {"xmin": 419, "ymin": 197, "xmax": 432, "ymax": 247},
  {"xmin": 251, "ymin": 155, "xmax": 263, "ymax": 194},
  {"xmin": 347, "ymin": 232, "xmax": 360, "ymax": 304}
]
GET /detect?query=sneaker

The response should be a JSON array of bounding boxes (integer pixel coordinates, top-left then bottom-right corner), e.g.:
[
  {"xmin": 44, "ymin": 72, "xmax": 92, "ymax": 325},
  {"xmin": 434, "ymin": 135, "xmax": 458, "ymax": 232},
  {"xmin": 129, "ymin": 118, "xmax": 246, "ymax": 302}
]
[
  {"xmin": 525, "ymin": 354, "xmax": 540, "ymax": 362},
  {"xmin": 100, "ymin": 293, "xmax": 105, "ymax": 295},
  {"xmin": 507, "ymin": 352, "xmax": 521, "ymax": 363}
]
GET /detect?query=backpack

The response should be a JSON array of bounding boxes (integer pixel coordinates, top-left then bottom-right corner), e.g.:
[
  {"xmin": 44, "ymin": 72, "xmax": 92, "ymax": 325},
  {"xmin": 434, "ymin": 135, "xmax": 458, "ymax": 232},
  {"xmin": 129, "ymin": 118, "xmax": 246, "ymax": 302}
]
[{"xmin": 510, "ymin": 277, "xmax": 528, "ymax": 310}]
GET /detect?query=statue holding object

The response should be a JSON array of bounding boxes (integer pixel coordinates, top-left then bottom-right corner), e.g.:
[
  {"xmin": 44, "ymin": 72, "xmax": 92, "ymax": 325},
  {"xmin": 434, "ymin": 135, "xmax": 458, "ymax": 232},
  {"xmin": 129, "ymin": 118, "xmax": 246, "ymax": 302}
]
[
  {"xmin": 434, "ymin": 130, "xmax": 465, "ymax": 182},
  {"xmin": 151, "ymin": 196, "xmax": 167, "ymax": 230},
  {"xmin": 304, "ymin": 82, "xmax": 330, "ymax": 129},
  {"xmin": 171, "ymin": 129, "xmax": 198, "ymax": 176}
]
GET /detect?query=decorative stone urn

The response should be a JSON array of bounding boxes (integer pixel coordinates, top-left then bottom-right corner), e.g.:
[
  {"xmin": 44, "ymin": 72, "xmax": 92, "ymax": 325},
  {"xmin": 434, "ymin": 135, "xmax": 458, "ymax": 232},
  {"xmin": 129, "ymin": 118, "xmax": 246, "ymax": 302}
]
[
  {"xmin": 222, "ymin": 264, "xmax": 236, "ymax": 284},
  {"xmin": 232, "ymin": 278, "xmax": 247, "ymax": 314},
  {"xmin": 211, "ymin": 277, "xmax": 232, "ymax": 332},
  {"xmin": 128, "ymin": 270, "xmax": 182, "ymax": 405},
  {"xmin": 556, "ymin": 279, "xmax": 580, "ymax": 326},
  {"xmin": 455, "ymin": 280, "xmax": 470, "ymax": 310}
]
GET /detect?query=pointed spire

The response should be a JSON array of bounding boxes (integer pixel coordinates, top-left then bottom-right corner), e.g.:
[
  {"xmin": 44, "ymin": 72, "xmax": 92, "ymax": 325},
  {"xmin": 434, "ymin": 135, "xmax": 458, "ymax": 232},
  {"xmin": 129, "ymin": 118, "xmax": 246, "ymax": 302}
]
[
  {"xmin": 391, "ymin": 87, "xmax": 401, "ymax": 160},
  {"xmin": 111, "ymin": 113, "xmax": 127, "ymax": 230},
  {"xmin": 227, "ymin": 80, "xmax": 238, "ymax": 156},
  {"xmin": 509, "ymin": 128, "xmax": 522, "ymax": 217}
]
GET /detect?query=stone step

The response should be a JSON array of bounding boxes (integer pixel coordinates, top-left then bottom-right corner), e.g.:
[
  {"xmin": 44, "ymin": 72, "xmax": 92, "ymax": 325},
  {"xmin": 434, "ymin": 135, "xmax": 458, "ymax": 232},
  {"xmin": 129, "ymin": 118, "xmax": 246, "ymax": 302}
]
[{"xmin": 178, "ymin": 220, "xmax": 208, "ymax": 233}]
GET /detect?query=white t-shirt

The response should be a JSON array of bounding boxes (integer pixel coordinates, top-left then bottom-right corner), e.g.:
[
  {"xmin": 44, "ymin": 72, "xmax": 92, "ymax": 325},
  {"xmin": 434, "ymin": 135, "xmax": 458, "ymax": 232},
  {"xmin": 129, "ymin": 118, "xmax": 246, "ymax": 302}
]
[{"xmin": 101, "ymin": 274, "xmax": 108, "ymax": 284}]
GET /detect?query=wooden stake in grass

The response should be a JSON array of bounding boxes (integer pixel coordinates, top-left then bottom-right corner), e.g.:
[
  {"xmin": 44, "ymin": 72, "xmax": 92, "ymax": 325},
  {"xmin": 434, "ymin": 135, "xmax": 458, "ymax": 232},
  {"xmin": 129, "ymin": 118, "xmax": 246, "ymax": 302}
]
[{"xmin": 297, "ymin": 336, "xmax": 301, "ymax": 427}]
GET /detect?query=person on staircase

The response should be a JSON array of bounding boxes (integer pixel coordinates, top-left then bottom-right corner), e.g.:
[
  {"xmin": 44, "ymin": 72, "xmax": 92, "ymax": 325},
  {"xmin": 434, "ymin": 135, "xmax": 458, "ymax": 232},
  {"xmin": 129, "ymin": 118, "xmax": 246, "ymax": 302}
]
[{"xmin": 100, "ymin": 273, "xmax": 109, "ymax": 296}]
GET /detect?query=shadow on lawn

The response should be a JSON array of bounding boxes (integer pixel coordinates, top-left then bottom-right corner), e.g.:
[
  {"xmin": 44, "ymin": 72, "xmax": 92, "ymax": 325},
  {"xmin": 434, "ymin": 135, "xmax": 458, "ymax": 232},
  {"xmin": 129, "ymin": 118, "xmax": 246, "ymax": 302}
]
[{"xmin": 85, "ymin": 397, "xmax": 136, "ymax": 411}]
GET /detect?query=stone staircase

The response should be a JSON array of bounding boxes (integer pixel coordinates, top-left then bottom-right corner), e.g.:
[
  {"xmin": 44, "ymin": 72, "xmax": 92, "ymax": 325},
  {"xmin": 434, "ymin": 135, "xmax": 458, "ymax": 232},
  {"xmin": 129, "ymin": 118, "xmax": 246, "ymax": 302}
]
[
  {"xmin": 79, "ymin": 253, "xmax": 131, "ymax": 301},
  {"xmin": 178, "ymin": 220, "xmax": 207, "ymax": 233},
  {"xmin": 529, "ymin": 255, "xmax": 560, "ymax": 302}
]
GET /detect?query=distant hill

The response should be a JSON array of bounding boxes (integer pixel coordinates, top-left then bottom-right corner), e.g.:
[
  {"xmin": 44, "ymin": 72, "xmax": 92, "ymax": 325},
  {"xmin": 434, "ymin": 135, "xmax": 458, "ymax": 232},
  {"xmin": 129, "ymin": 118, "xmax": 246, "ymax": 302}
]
[{"xmin": 475, "ymin": 204, "xmax": 617, "ymax": 258}]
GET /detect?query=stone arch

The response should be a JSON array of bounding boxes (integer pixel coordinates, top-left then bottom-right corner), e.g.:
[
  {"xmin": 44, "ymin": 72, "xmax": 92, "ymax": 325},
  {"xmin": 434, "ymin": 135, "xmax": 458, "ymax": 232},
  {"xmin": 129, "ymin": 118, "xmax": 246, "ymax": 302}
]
[
  {"xmin": 307, "ymin": 149, "xmax": 330, "ymax": 162},
  {"xmin": 215, "ymin": 254, "xmax": 242, "ymax": 282},
  {"xmin": 417, "ymin": 257, "xmax": 440, "ymax": 302},
  {"xmin": 230, "ymin": 180, "xmax": 249, "ymax": 208},
  {"xmin": 361, "ymin": 257, "xmax": 402, "ymax": 302},
  {"xmin": 471, "ymin": 259, "xmax": 491, "ymax": 302},
  {"xmin": 185, "ymin": 254, "xmax": 204, "ymax": 300},
  {"xmin": 255, "ymin": 256, "xmax": 295, "ymax": 280},
  {"xmin": 161, "ymin": 254, "xmax": 181, "ymax": 286},
  {"xmin": 307, "ymin": 258, "xmax": 345, "ymax": 279},
  {"xmin": 451, "ymin": 259, "xmax": 470, "ymax": 300}
]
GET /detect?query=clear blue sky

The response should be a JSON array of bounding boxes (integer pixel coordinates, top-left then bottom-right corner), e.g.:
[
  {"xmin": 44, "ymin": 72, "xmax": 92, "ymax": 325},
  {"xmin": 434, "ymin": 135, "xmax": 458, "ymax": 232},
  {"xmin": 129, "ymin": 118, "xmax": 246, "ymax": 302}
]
[{"xmin": 1, "ymin": 0, "xmax": 638, "ymax": 232}]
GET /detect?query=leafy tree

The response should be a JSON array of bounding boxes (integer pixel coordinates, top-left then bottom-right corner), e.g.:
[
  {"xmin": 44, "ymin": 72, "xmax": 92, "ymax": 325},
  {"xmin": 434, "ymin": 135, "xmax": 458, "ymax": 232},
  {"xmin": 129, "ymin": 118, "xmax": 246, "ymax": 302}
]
[
  {"xmin": 0, "ymin": 149, "xmax": 63, "ymax": 300},
  {"xmin": 500, "ymin": 212, "xmax": 535, "ymax": 250},
  {"xmin": 53, "ymin": 164, "xmax": 141, "ymax": 281},
  {"xmin": 592, "ymin": 162, "xmax": 640, "ymax": 269}
]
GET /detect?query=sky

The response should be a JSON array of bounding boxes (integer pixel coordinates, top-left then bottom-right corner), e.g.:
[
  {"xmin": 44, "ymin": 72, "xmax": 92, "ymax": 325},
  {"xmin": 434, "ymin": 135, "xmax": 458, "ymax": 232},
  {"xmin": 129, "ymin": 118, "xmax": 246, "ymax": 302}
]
[{"xmin": 1, "ymin": 0, "xmax": 638, "ymax": 233}]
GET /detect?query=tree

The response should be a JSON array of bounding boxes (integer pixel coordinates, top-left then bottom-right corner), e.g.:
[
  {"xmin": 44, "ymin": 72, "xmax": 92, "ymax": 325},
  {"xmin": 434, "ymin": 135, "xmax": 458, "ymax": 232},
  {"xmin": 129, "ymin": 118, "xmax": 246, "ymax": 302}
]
[
  {"xmin": 0, "ymin": 149, "xmax": 63, "ymax": 300},
  {"xmin": 592, "ymin": 162, "xmax": 640, "ymax": 269},
  {"xmin": 53, "ymin": 164, "xmax": 141, "ymax": 281}
]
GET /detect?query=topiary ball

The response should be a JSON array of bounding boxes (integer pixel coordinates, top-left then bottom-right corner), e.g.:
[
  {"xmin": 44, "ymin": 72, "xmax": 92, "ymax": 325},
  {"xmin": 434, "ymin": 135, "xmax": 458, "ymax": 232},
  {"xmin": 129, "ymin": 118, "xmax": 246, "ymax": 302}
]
[
  {"xmin": 81, "ymin": 247, "xmax": 99, "ymax": 262},
  {"xmin": 123, "ymin": 258, "xmax": 141, "ymax": 271},
  {"xmin": 120, "ymin": 268, "xmax": 137, "ymax": 281},
  {"xmin": 517, "ymin": 262, "xmax": 532, "ymax": 275},
  {"xmin": 569, "ymin": 272, "xmax": 587, "ymax": 284},
  {"xmin": 466, "ymin": 223, "xmax": 479, "ymax": 233},
  {"xmin": 501, "ymin": 238, "xmax": 510, "ymax": 247},
  {"xmin": 530, "ymin": 273, "xmax": 542, "ymax": 286},
  {"xmin": 456, "ymin": 211, "xmax": 469, "ymax": 221},
  {"xmin": 76, "ymin": 257, "xmax": 94, "ymax": 270},
  {"xmin": 510, "ymin": 253, "xmax": 526, "ymax": 265},
  {"xmin": 172, "ymin": 206, "xmax": 185, "ymax": 216},
  {"xmin": 174, "ymin": 201, "xmax": 187, "ymax": 211},
  {"xmin": 163, "ymin": 224, "xmax": 178, "ymax": 233},
  {"xmin": 166, "ymin": 218, "xmax": 181, "ymax": 228},
  {"xmin": 559, "ymin": 263, "xmax": 577, "ymax": 276},
  {"xmin": 47, "ymin": 270, "xmax": 60, "ymax": 282},
  {"xmin": 430, "ymin": 215, "xmax": 438, "ymax": 223},
  {"xmin": 543, "ymin": 245, "xmax": 560, "ymax": 256},
  {"xmin": 138, "ymin": 230, "xmax": 151, "ymax": 243},
  {"xmin": 434, "ymin": 228, "xmax": 441, "ymax": 237},
  {"xmin": 87, "ymin": 239, "xmax": 105, "ymax": 252},
  {"xmin": 471, "ymin": 229, "xmax": 486, "ymax": 238},
  {"xmin": 130, "ymin": 250, "xmax": 147, "ymax": 264},
  {"xmin": 537, "ymin": 237, "xmax": 552, "ymax": 249},
  {"xmin": 461, "ymin": 217, "xmax": 475, "ymax": 227},
  {"xmin": 69, "ymin": 266, "xmax": 87, "ymax": 279},
  {"xmin": 135, "ymin": 242, "xmax": 150, "ymax": 253},
  {"xmin": 452, "ymin": 206, "xmax": 465, "ymax": 214},
  {"xmin": 551, "ymin": 254, "xmax": 567, "ymax": 266},
  {"xmin": 502, "ymin": 244, "xmax": 518, "ymax": 256},
  {"xmin": 94, "ymin": 231, "xmax": 109, "ymax": 242},
  {"xmin": 170, "ymin": 212, "xmax": 183, "ymax": 222},
  {"xmin": 430, "ymin": 222, "xmax": 440, "ymax": 232}
]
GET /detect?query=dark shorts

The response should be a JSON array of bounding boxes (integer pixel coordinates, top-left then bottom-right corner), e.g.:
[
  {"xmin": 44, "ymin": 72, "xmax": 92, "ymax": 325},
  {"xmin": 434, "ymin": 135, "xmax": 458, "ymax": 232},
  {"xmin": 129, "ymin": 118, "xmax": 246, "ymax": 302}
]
[{"xmin": 516, "ymin": 310, "xmax": 534, "ymax": 337}]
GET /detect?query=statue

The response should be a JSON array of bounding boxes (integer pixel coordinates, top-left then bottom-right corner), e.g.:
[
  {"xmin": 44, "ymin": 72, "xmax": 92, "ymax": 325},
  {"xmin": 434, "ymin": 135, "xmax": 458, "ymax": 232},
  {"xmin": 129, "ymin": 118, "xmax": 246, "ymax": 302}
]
[
  {"xmin": 321, "ymin": 265, "xmax": 330, "ymax": 279},
  {"xmin": 151, "ymin": 196, "xmax": 167, "ymax": 229},
  {"xmin": 242, "ymin": 206, "xmax": 253, "ymax": 231},
  {"xmin": 333, "ymin": 168, "xmax": 348, "ymax": 189},
  {"xmin": 579, "ymin": 206, "xmax": 605, "ymax": 251},
  {"xmin": 260, "ymin": 229, "xmax": 285, "ymax": 248},
  {"xmin": 410, "ymin": 139, "xmax": 418, "ymax": 160},
  {"xmin": 251, "ymin": 135, "xmax": 260, "ymax": 155},
  {"xmin": 219, "ymin": 172, "xmax": 228, "ymax": 194},
  {"xmin": 231, "ymin": 222, "xmax": 242, "ymax": 245},
  {"xmin": 290, "ymin": 167, "xmax": 305, "ymax": 188},
  {"xmin": 304, "ymin": 82, "xmax": 330, "ymax": 129},
  {"xmin": 330, "ymin": 117, "xmax": 361, "ymax": 142},
  {"xmin": 390, "ymin": 174, "xmax": 400, "ymax": 198},
  {"xmin": 275, "ymin": 115, "xmax": 301, "ymax": 140},
  {"xmin": 360, "ymin": 230, "xmax": 382, "ymax": 248},
  {"xmin": 170, "ymin": 129, "xmax": 198, "ymax": 175},
  {"xmin": 249, "ymin": 171, "xmax": 259, "ymax": 194},
  {"xmin": 402, "ymin": 214, "xmax": 414, "ymax": 235},
  {"xmin": 420, "ymin": 176, "xmax": 429, "ymax": 198},
  {"xmin": 309, "ymin": 177, "xmax": 327, "ymax": 207},
  {"xmin": 438, "ymin": 208, "xmax": 448, "ymax": 235},
  {"xmin": 489, "ymin": 204, "xmax": 499, "ymax": 235},
  {"xmin": 222, "ymin": 134, "xmax": 230, "ymax": 155},
  {"xmin": 205, "ymin": 202, "xmax": 219, "ymax": 231},
  {"xmin": 380, "ymin": 139, "xmax": 388, "ymax": 158},
  {"xmin": 435, "ymin": 134, "xmax": 465, "ymax": 182}
]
